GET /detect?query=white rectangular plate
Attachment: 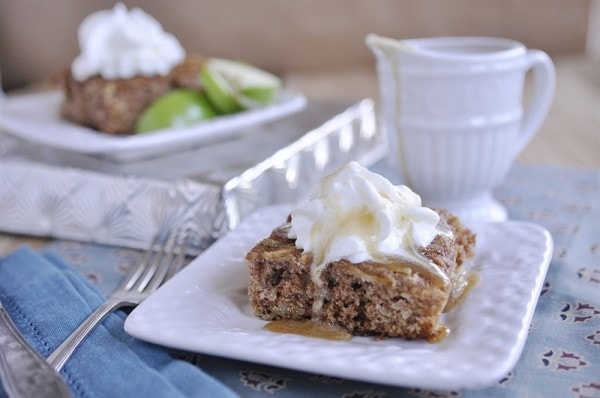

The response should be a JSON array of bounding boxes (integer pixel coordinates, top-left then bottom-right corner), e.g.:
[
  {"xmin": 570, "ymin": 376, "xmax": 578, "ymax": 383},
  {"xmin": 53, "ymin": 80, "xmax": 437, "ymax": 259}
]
[
  {"xmin": 125, "ymin": 204, "xmax": 553, "ymax": 390},
  {"xmin": 0, "ymin": 90, "xmax": 306, "ymax": 162}
]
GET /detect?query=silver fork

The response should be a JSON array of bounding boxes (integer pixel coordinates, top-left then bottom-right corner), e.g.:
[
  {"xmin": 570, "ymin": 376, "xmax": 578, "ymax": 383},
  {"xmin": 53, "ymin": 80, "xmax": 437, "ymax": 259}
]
[{"xmin": 47, "ymin": 229, "xmax": 191, "ymax": 372}]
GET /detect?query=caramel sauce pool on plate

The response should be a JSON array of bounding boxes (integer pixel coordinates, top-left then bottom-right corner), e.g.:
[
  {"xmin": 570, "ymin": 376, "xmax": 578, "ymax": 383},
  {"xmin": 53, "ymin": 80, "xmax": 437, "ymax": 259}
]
[{"xmin": 264, "ymin": 319, "xmax": 352, "ymax": 341}]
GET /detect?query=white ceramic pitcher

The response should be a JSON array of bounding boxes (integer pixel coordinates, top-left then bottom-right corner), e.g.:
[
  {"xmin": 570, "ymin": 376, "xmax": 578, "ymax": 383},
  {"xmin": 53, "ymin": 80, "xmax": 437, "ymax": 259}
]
[{"xmin": 367, "ymin": 34, "xmax": 555, "ymax": 222}]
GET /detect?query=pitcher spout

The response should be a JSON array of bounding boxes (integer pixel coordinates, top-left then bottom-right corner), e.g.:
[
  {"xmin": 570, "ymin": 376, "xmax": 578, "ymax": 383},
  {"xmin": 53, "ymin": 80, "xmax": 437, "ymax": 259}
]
[{"xmin": 366, "ymin": 34, "xmax": 414, "ymax": 55}]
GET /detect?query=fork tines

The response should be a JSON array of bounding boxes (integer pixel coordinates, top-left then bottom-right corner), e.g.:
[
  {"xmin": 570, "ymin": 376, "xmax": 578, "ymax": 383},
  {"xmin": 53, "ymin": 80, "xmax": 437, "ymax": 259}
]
[{"xmin": 122, "ymin": 229, "xmax": 191, "ymax": 293}]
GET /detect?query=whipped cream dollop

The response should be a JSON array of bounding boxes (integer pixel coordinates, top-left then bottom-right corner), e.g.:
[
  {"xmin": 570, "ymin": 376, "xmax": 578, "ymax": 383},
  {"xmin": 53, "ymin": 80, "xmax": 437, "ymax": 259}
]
[
  {"xmin": 71, "ymin": 3, "xmax": 185, "ymax": 81},
  {"xmin": 288, "ymin": 162, "xmax": 449, "ymax": 285}
]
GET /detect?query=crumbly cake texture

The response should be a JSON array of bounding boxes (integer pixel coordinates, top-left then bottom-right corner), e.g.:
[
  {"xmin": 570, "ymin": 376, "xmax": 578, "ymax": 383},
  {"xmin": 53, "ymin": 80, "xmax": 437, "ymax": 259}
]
[
  {"xmin": 246, "ymin": 209, "xmax": 476, "ymax": 342},
  {"xmin": 59, "ymin": 55, "xmax": 205, "ymax": 135}
]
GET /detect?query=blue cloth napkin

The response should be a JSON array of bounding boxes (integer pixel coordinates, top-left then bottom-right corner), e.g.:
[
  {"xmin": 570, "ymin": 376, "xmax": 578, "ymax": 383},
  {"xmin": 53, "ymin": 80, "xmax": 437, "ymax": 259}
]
[{"xmin": 0, "ymin": 247, "xmax": 238, "ymax": 398}]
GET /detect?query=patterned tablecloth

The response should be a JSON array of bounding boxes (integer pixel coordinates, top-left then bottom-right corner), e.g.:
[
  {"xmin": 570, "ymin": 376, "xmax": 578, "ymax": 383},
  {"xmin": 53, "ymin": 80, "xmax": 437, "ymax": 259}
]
[{"xmin": 41, "ymin": 164, "xmax": 600, "ymax": 398}]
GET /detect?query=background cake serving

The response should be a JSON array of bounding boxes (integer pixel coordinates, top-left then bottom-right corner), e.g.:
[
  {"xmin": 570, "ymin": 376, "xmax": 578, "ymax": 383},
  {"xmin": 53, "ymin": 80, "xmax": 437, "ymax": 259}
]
[{"xmin": 58, "ymin": 3, "xmax": 281, "ymax": 135}]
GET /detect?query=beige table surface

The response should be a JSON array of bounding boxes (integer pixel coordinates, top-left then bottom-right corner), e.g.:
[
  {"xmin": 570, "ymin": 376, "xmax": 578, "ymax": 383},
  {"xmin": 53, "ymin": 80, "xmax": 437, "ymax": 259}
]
[{"xmin": 1, "ymin": 55, "xmax": 599, "ymax": 256}]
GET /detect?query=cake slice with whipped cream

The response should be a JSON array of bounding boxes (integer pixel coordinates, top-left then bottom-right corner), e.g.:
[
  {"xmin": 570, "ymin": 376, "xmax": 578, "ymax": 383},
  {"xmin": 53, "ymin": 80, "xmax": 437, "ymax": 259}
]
[
  {"xmin": 246, "ymin": 162, "xmax": 476, "ymax": 342},
  {"xmin": 59, "ymin": 3, "xmax": 202, "ymax": 135}
]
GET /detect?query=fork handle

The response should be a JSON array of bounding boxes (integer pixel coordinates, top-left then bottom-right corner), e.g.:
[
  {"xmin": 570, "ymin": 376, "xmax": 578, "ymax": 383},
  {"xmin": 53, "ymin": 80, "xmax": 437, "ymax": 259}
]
[
  {"xmin": 0, "ymin": 306, "xmax": 72, "ymax": 398},
  {"xmin": 46, "ymin": 298, "xmax": 131, "ymax": 372}
]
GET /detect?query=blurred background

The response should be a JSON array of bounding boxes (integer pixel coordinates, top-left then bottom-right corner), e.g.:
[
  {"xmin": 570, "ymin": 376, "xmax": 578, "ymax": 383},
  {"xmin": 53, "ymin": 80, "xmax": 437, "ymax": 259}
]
[
  {"xmin": 0, "ymin": 0, "xmax": 596, "ymax": 92},
  {"xmin": 1, "ymin": 0, "xmax": 598, "ymax": 167}
]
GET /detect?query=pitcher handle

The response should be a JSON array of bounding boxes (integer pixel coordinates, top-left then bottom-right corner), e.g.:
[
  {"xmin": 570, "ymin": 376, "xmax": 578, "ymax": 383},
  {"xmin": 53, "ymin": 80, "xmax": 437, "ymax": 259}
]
[{"xmin": 515, "ymin": 50, "xmax": 556, "ymax": 155}]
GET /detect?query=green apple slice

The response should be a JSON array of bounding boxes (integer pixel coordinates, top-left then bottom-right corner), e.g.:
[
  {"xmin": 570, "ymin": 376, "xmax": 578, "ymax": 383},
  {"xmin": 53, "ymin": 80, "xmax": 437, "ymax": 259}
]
[
  {"xmin": 200, "ymin": 58, "xmax": 281, "ymax": 114},
  {"xmin": 135, "ymin": 89, "xmax": 217, "ymax": 134}
]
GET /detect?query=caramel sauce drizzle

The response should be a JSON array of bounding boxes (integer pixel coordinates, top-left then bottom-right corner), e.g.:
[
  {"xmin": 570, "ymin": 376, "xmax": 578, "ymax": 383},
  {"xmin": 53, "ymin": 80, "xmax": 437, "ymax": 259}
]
[
  {"xmin": 267, "ymin": 222, "xmax": 478, "ymax": 342},
  {"xmin": 264, "ymin": 319, "xmax": 352, "ymax": 341},
  {"xmin": 444, "ymin": 271, "xmax": 479, "ymax": 312}
]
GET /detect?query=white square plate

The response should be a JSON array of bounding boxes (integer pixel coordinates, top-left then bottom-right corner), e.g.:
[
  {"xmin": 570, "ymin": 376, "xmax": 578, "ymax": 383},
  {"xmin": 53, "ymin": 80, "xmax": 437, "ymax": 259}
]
[
  {"xmin": 125, "ymin": 204, "xmax": 553, "ymax": 390},
  {"xmin": 0, "ymin": 90, "xmax": 306, "ymax": 162}
]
